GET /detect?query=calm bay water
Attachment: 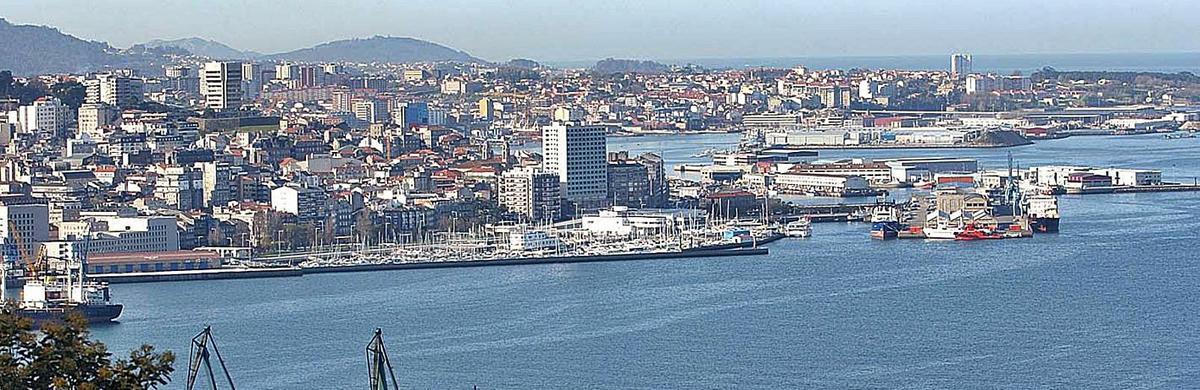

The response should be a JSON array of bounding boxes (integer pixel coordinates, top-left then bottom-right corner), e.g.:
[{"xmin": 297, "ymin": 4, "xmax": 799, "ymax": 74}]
[{"xmin": 93, "ymin": 134, "xmax": 1200, "ymax": 389}]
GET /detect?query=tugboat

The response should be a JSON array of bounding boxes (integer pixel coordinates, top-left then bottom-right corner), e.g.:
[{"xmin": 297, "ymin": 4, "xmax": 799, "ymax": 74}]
[
  {"xmin": 2, "ymin": 255, "xmax": 122, "ymax": 325},
  {"xmin": 954, "ymin": 224, "xmax": 1003, "ymax": 241},
  {"xmin": 868, "ymin": 206, "xmax": 901, "ymax": 240},
  {"xmin": 1025, "ymin": 194, "xmax": 1061, "ymax": 233}
]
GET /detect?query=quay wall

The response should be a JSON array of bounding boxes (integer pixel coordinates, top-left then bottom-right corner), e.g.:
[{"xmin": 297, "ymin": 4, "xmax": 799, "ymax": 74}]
[
  {"xmin": 303, "ymin": 247, "xmax": 770, "ymax": 275},
  {"xmin": 95, "ymin": 247, "xmax": 771, "ymax": 284}
]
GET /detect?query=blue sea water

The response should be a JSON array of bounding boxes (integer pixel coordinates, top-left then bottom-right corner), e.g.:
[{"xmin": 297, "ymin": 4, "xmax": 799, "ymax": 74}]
[{"xmin": 91, "ymin": 134, "xmax": 1200, "ymax": 389}]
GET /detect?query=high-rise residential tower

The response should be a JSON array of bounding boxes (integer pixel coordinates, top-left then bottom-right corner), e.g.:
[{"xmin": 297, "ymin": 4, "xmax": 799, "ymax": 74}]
[
  {"xmin": 542, "ymin": 124, "xmax": 608, "ymax": 211},
  {"xmin": 200, "ymin": 61, "xmax": 243, "ymax": 112}
]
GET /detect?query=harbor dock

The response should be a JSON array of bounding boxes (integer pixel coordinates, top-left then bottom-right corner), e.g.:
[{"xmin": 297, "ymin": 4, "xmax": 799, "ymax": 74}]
[{"xmin": 91, "ymin": 246, "xmax": 773, "ymax": 284}]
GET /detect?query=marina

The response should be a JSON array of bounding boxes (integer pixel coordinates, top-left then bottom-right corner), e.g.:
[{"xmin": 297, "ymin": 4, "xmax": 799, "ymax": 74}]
[{"xmin": 88, "ymin": 246, "xmax": 773, "ymax": 284}]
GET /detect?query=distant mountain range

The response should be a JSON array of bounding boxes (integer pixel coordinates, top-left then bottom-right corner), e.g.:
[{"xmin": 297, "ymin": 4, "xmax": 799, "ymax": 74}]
[
  {"xmin": 138, "ymin": 37, "xmax": 263, "ymax": 60},
  {"xmin": 0, "ymin": 18, "xmax": 487, "ymax": 75},
  {"xmin": 0, "ymin": 18, "xmax": 172, "ymax": 75},
  {"xmin": 265, "ymin": 36, "xmax": 482, "ymax": 64}
]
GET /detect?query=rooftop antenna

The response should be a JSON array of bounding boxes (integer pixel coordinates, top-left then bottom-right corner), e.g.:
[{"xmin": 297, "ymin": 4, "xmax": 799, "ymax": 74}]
[
  {"xmin": 366, "ymin": 328, "xmax": 400, "ymax": 390},
  {"xmin": 187, "ymin": 326, "xmax": 237, "ymax": 390}
]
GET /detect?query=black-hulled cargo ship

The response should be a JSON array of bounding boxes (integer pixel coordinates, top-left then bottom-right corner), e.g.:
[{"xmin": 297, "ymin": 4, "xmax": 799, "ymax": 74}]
[
  {"xmin": 1025, "ymin": 195, "xmax": 1061, "ymax": 233},
  {"xmin": 1029, "ymin": 216, "xmax": 1060, "ymax": 233},
  {"xmin": 3, "ymin": 261, "xmax": 123, "ymax": 325},
  {"xmin": 17, "ymin": 303, "xmax": 124, "ymax": 324}
]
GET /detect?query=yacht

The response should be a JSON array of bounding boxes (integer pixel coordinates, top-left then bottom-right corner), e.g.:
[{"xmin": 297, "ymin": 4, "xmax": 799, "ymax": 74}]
[{"xmin": 784, "ymin": 218, "xmax": 812, "ymax": 238}]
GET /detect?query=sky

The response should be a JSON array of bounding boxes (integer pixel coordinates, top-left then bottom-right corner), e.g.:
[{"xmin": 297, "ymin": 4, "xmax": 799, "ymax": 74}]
[{"xmin": 4, "ymin": 0, "xmax": 1199, "ymax": 62}]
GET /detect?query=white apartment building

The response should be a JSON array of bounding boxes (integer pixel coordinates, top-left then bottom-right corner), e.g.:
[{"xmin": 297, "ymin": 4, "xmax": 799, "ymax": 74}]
[
  {"xmin": 967, "ymin": 74, "xmax": 1033, "ymax": 94},
  {"xmin": 152, "ymin": 165, "xmax": 203, "ymax": 210},
  {"xmin": 43, "ymin": 215, "xmax": 180, "ymax": 259},
  {"xmin": 275, "ymin": 63, "xmax": 300, "ymax": 80},
  {"xmin": 271, "ymin": 184, "xmax": 328, "ymax": 224},
  {"xmin": 499, "ymin": 167, "xmax": 561, "ymax": 222},
  {"xmin": 197, "ymin": 161, "xmax": 236, "ymax": 208},
  {"xmin": 353, "ymin": 99, "xmax": 388, "ymax": 124},
  {"xmin": 440, "ymin": 79, "xmax": 481, "ymax": 95},
  {"xmin": 402, "ymin": 69, "xmax": 427, "ymax": 82},
  {"xmin": 951, "ymin": 53, "xmax": 972, "ymax": 77},
  {"xmin": 77, "ymin": 103, "xmax": 117, "ymax": 139},
  {"xmin": 7, "ymin": 97, "xmax": 65, "ymax": 133},
  {"xmin": 542, "ymin": 124, "xmax": 608, "ymax": 209},
  {"xmin": 85, "ymin": 73, "xmax": 144, "ymax": 107},
  {"xmin": 200, "ymin": 61, "xmax": 243, "ymax": 111}
]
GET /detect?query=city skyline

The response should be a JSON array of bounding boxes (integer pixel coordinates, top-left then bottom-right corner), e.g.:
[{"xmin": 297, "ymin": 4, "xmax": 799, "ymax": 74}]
[
  {"xmin": 3, "ymin": 2, "xmax": 1200, "ymax": 386},
  {"xmin": 4, "ymin": 0, "xmax": 1199, "ymax": 62}
]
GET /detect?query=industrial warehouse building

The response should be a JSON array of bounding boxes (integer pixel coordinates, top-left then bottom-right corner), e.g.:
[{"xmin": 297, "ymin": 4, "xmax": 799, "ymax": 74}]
[
  {"xmin": 88, "ymin": 250, "xmax": 222, "ymax": 274},
  {"xmin": 774, "ymin": 173, "xmax": 873, "ymax": 196}
]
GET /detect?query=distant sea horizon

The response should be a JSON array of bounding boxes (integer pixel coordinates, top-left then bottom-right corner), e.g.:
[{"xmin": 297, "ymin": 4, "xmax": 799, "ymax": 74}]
[{"xmin": 542, "ymin": 52, "xmax": 1200, "ymax": 74}]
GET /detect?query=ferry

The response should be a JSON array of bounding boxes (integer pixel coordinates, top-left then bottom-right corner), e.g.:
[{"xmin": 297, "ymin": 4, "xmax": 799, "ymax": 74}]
[
  {"xmin": 3, "ymin": 260, "xmax": 123, "ymax": 325},
  {"xmin": 784, "ymin": 218, "xmax": 812, "ymax": 238}
]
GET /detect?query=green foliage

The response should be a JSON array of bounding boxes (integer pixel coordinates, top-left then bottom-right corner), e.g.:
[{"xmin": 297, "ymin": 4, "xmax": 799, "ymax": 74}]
[
  {"xmin": 0, "ymin": 70, "xmax": 13, "ymax": 97},
  {"xmin": 0, "ymin": 304, "xmax": 175, "ymax": 389},
  {"xmin": 0, "ymin": 73, "xmax": 49, "ymax": 105},
  {"xmin": 50, "ymin": 81, "xmax": 86, "ymax": 109},
  {"xmin": 252, "ymin": 210, "xmax": 284, "ymax": 250}
]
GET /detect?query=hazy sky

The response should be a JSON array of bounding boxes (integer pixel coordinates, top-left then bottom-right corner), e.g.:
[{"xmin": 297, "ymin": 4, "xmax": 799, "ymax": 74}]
[{"xmin": 4, "ymin": 0, "xmax": 1198, "ymax": 62}]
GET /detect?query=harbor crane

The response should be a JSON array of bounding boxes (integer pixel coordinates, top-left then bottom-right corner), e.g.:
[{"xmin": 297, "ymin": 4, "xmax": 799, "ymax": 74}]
[
  {"xmin": 7, "ymin": 221, "xmax": 47, "ymax": 278},
  {"xmin": 187, "ymin": 326, "xmax": 237, "ymax": 390},
  {"xmin": 366, "ymin": 328, "xmax": 399, "ymax": 390}
]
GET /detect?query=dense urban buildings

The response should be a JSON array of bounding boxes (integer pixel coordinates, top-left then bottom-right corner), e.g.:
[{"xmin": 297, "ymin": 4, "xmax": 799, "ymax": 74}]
[{"xmin": 0, "ymin": 47, "xmax": 1197, "ymax": 269}]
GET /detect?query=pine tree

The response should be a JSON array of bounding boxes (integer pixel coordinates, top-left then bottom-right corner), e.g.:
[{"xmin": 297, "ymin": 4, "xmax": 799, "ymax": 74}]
[{"xmin": 0, "ymin": 304, "xmax": 174, "ymax": 389}]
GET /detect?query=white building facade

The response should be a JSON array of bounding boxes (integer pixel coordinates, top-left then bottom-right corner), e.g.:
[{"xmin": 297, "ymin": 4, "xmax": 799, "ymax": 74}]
[
  {"xmin": 542, "ymin": 124, "xmax": 609, "ymax": 209},
  {"xmin": 200, "ymin": 61, "xmax": 243, "ymax": 112}
]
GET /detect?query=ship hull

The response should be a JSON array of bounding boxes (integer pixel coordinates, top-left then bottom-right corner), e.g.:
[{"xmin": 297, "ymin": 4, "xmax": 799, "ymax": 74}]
[
  {"xmin": 1030, "ymin": 217, "xmax": 1060, "ymax": 233},
  {"xmin": 869, "ymin": 230, "xmax": 897, "ymax": 240},
  {"xmin": 870, "ymin": 222, "xmax": 899, "ymax": 240},
  {"xmin": 17, "ymin": 304, "xmax": 123, "ymax": 325},
  {"xmin": 923, "ymin": 228, "xmax": 961, "ymax": 240}
]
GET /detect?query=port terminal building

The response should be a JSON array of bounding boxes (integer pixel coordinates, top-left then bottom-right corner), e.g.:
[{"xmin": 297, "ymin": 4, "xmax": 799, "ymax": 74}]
[{"xmin": 1029, "ymin": 166, "xmax": 1162, "ymax": 188}]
